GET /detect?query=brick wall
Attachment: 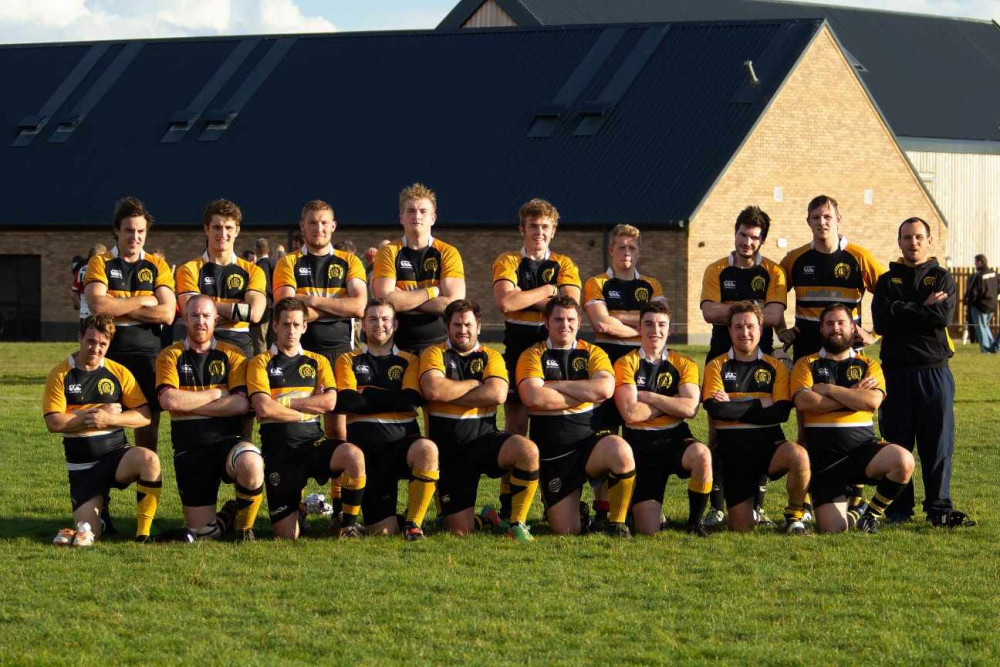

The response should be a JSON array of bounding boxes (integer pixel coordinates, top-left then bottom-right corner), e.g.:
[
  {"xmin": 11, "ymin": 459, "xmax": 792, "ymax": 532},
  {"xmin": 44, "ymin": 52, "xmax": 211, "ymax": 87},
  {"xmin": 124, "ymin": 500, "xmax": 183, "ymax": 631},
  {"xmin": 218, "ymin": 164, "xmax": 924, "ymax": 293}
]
[{"xmin": 686, "ymin": 26, "xmax": 946, "ymax": 342}]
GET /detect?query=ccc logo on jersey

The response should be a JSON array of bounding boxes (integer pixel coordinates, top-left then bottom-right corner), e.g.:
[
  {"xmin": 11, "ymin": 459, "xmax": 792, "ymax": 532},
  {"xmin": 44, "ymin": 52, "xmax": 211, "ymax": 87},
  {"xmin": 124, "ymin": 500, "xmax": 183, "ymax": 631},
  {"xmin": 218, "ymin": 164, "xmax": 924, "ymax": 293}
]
[
  {"xmin": 469, "ymin": 358, "xmax": 484, "ymax": 376},
  {"xmin": 634, "ymin": 286, "xmax": 650, "ymax": 302},
  {"xmin": 299, "ymin": 364, "xmax": 316, "ymax": 380},
  {"xmin": 208, "ymin": 360, "xmax": 226, "ymax": 378},
  {"xmin": 656, "ymin": 373, "xmax": 673, "ymax": 390},
  {"xmin": 845, "ymin": 364, "xmax": 864, "ymax": 382},
  {"xmin": 423, "ymin": 257, "xmax": 439, "ymax": 274},
  {"xmin": 833, "ymin": 263, "xmax": 851, "ymax": 280},
  {"xmin": 97, "ymin": 378, "xmax": 116, "ymax": 396},
  {"xmin": 541, "ymin": 267, "xmax": 556, "ymax": 283},
  {"xmin": 571, "ymin": 357, "xmax": 588, "ymax": 373},
  {"xmin": 922, "ymin": 276, "xmax": 936, "ymax": 287},
  {"xmin": 754, "ymin": 368, "xmax": 772, "ymax": 385},
  {"xmin": 137, "ymin": 268, "xmax": 154, "ymax": 284},
  {"xmin": 226, "ymin": 274, "xmax": 245, "ymax": 291},
  {"xmin": 751, "ymin": 275, "xmax": 766, "ymax": 292},
  {"xmin": 387, "ymin": 364, "xmax": 404, "ymax": 381},
  {"xmin": 328, "ymin": 264, "xmax": 345, "ymax": 281}
]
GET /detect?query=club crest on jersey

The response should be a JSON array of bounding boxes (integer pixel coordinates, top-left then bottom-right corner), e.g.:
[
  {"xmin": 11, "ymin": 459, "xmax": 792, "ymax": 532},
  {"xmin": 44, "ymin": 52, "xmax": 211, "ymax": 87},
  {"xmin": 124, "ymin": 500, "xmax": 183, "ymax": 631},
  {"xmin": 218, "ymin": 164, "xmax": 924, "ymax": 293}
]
[
  {"xmin": 754, "ymin": 368, "xmax": 772, "ymax": 384},
  {"xmin": 328, "ymin": 264, "xmax": 345, "ymax": 281},
  {"xmin": 299, "ymin": 364, "xmax": 316, "ymax": 379},
  {"xmin": 387, "ymin": 365, "xmax": 404, "ymax": 381},
  {"xmin": 423, "ymin": 257, "xmax": 439, "ymax": 274},
  {"xmin": 226, "ymin": 274, "xmax": 245, "ymax": 290},
  {"xmin": 470, "ymin": 358, "xmax": 484, "ymax": 375},
  {"xmin": 208, "ymin": 360, "xmax": 226, "ymax": 378},
  {"xmin": 97, "ymin": 378, "xmax": 116, "ymax": 396},
  {"xmin": 541, "ymin": 267, "xmax": 555, "ymax": 283},
  {"xmin": 846, "ymin": 365, "xmax": 864, "ymax": 382},
  {"xmin": 634, "ymin": 286, "xmax": 650, "ymax": 302},
  {"xmin": 833, "ymin": 263, "xmax": 851, "ymax": 280},
  {"xmin": 109, "ymin": 268, "xmax": 124, "ymax": 279},
  {"xmin": 657, "ymin": 373, "xmax": 673, "ymax": 390},
  {"xmin": 922, "ymin": 276, "xmax": 936, "ymax": 287},
  {"xmin": 891, "ymin": 277, "xmax": 903, "ymax": 284},
  {"xmin": 751, "ymin": 275, "xmax": 766, "ymax": 292},
  {"xmin": 572, "ymin": 357, "xmax": 587, "ymax": 372},
  {"xmin": 137, "ymin": 268, "xmax": 154, "ymax": 284}
]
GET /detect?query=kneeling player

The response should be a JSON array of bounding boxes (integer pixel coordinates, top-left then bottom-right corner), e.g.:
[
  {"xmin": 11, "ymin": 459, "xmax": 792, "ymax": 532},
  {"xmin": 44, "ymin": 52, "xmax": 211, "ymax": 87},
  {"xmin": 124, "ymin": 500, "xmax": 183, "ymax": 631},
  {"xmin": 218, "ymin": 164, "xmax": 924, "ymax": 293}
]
[
  {"xmin": 157, "ymin": 295, "xmax": 263, "ymax": 541},
  {"xmin": 43, "ymin": 314, "xmax": 161, "ymax": 544},
  {"xmin": 518, "ymin": 297, "xmax": 635, "ymax": 537},
  {"xmin": 613, "ymin": 301, "xmax": 710, "ymax": 536},
  {"xmin": 420, "ymin": 300, "xmax": 539, "ymax": 542},
  {"xmin": 248, "ymin": 298, "xmax": 366, "ymax": 539},
  {"xmin": 702, "ymin": 302, "xmax": 810, "ymax": 533},
  {"xmin": 335, "ymin": 299, "xmax": 439, "ymax": 540},
  {"xmin": 791, "ymin": 304, "xmax": 914, "ymax": 533}
]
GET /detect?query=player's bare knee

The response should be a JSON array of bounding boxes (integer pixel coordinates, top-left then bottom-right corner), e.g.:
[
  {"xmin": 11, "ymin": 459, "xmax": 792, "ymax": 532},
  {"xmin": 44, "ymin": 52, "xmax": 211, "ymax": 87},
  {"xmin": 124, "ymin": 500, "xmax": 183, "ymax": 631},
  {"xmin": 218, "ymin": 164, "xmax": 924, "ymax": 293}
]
[
  {"xmin": 409, "ymin": 439, "xmax": 438, "ymax": 469},
  {"xmin": 686, "ymin": 443, "xmax": 712, "ymax": 479},
  {"xmin": 137, "ymin": 448, "xmax": 160, "ymax": 477}
]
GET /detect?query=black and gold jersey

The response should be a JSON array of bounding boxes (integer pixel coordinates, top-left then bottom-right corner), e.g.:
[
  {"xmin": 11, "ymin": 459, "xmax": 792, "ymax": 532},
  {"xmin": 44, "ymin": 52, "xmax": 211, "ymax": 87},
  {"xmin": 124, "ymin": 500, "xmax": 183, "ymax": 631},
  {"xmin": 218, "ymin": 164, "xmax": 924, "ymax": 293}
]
[
  {"xmin": 43, "ymin": 356, "xmax": 147, "ymax": 465},
  {"xmin": 335, "ymin": 346, "xmax": 421, "ymax": 446},
  {"xmin": 84, "ymin": 247, "xmax": 174, "ymax": 355},
  {"xmin": 419, "ymin": 342, "xmax": 507, "ymax": 445},
  {"xmin": 246, "ymin": 346, "xmax": 334, "ymax": 449},
  {"xmin": 584, "ymin": 268, "xmax": 665, "ymax": 359},
  {"xmin": 373, "ymin": 237, "xmax": 464, "ymax": 349},
  {"xmin": 701, "ymin": 253, "xmax": 786, "ymax": 356},
  {"xmin": 175, "ymin": 252, "xmax": 265, "ymax": 340},
  {"xmin": 702, "ymin": 350, "xmax": 790, "ymax": 431},
  {"xmin": 155, "ymin": 339, "xmax": 247, "ymax": 447},
  {"xmin": 272, "ymin": 246, "xmax": 367, "ymax": 352},
  {"xmin": 613, "ymin": 348, "xmax": 699, "ymax": 431},
  {"xmin": 493, "ymin": 249, "xmax": 581, "ymax": 327},
  {"xmin": 516, "ymin": 340, "xmax": 613, "ymax": 456},
  {"xmin": 790, "ymin": 349, "xmax": 885, "ymax": 452}
]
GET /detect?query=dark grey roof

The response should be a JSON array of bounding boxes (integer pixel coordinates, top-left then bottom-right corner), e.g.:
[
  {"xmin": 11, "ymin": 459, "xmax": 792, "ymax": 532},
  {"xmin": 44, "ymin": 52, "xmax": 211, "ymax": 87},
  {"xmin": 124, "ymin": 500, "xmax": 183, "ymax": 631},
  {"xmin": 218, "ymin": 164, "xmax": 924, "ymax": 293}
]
[
  {"xmin": 0, "ymin": 20, "xmax": 823, "ymax": 228},
  {"xmin": 439, "ymin": 0, "xmax": 1000, "ymax": 141}
]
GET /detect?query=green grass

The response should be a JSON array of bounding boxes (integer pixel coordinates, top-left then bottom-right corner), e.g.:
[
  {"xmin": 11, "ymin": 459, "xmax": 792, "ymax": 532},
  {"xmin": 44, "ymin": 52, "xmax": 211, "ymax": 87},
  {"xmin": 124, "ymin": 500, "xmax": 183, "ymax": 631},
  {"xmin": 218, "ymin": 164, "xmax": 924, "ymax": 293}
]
[{"xmin": 1, "ymin": 342, "xmax": 998, "ymax": 665}]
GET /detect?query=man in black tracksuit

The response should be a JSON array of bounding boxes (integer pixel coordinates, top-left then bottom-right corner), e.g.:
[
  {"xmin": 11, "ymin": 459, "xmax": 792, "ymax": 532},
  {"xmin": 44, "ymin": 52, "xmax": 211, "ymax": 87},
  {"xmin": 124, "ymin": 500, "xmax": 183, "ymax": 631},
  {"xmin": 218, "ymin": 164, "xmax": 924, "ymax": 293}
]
[{"xmin": 872, "ymin": 217, "xmax": 973, "ymax": 527}]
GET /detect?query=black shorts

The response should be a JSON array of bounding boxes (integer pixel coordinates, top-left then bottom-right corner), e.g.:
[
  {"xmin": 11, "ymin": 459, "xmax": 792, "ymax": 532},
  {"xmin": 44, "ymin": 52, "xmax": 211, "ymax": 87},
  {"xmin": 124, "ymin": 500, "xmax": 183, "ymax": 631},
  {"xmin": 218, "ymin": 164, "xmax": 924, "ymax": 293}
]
[
  {"xmin": 311, "ymin": 344, "xmax": 355, "ymax": 368},
  {"xmin": 808, "ymin": 438, "xmax": 885, "ymax": 507},
  {"xmin": 502, "ymin": 324, "xmax": 547, "ymax": 395},
  {"xmin": 539, "ymin": 434, "xmax": 602, "ymax": 508},
  {"xmin": 791, "ymin": 324, "xmax": 822, "ymax": 362},
  {"xmin": 68, "ymin": 447, "xmax": 131, "ymax": 511},
  {"xmin": 109, "ymin": 352, "xmax": 160, "ymax": 411},
  {"xmin": 594, "ymin": 341, "xmax": 636, "ymax": 365},
  {"xmin": 626, "ymin": 423, "xmax": 700, "ymax": 504},
  {"xmin": 173, "ymin": 435, "xmax": 253, "ymax": 508},
  {"xmin": 214, "ymin": 330, "xmax": 253, "ymax": 359},
  {"xmin": 262, "ymin": 437, "xmax": 343, "ymax": 523},
  {"xmin": 437, "ymin": 430, "xmax": 509, "ymax": 516},
  {"xmin": 717, "ymin": 427, "xmax": 786, "ymax": 507},
  {"xmin": 360, "ymin": 434, "xmax": 423, "ymax": 524}
]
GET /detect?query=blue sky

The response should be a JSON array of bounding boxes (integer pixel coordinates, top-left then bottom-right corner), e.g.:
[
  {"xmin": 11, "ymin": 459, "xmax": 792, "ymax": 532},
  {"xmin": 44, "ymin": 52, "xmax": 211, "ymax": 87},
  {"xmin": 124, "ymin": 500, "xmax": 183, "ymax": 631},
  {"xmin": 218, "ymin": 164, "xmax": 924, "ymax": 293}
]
[{"xmin": 0, "ymin": 0, "xmax": 995, "ymax": 44}]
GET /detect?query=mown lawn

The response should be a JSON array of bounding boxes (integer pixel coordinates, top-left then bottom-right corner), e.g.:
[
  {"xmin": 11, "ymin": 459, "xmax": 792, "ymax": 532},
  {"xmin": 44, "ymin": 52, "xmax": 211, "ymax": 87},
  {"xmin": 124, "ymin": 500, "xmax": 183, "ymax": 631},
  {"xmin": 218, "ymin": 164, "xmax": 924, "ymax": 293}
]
[{"xmin": 0, "ymin": 342, "xmax": 997, "ymax": 665}]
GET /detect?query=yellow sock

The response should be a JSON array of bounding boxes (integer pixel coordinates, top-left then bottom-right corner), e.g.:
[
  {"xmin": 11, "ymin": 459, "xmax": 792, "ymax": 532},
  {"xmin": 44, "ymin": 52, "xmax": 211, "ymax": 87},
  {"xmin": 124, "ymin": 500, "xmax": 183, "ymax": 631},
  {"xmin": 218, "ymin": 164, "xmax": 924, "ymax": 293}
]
[
  {"xmin": 406, "ymin": 468, "xmax": 439, "ymax": 525},
  {"xmin": 340, "ymin": 474, "xmax": 365, "ymax": 527},
  {"xmin": 135, "ymin": 479, "xmax": 161, "ymax": 538},
  {"xmin": 508, "ymin": 468, "xmax": 539, "ymax": 525},
  {"xmin": 607, "ymin": 469, "xmax": 636, "ymax": 524},
  {"xmin": 235, "ymin": 483, "xmax": 263, "ymax": 531}
]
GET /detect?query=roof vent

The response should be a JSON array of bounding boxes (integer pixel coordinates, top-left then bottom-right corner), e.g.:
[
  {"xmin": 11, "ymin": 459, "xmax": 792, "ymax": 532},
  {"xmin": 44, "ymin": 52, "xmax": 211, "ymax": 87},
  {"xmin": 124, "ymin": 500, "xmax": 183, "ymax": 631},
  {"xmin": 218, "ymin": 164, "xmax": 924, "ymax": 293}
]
[{"xmin": 743, "ymin": 60, "xmax": 760, "ymax": 86}]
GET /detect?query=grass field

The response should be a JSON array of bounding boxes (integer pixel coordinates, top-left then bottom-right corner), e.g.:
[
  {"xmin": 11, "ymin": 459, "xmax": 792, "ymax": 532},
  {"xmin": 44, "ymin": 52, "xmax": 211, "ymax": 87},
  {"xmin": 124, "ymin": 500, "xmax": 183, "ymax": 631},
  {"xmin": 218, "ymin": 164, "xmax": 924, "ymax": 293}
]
[{"xmin": 1, "ymin": 341, "xmax": 997, "ymax": 665}]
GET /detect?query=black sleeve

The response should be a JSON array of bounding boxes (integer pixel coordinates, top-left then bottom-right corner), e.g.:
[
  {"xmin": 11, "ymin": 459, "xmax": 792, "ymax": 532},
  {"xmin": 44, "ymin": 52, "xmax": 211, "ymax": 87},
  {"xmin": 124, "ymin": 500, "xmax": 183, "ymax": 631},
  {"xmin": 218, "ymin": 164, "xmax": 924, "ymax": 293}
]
[
  {"xmin": 871, "ymin": 275, "xmax": 896, "ymax": 336},
  {"xmin": 335, "ymin": 389, "xmax": 376, "ymax": 414},
  {"xmin": 704, "ymin": 398, "xmax": 760, "ymax": 421},
  {"xmin": 742, "ymin": 400, "xmax": 793, "ymax": 425},
  {"xmin": 365, "ymin": 387, "xmax": 424, "ymax": 411}
]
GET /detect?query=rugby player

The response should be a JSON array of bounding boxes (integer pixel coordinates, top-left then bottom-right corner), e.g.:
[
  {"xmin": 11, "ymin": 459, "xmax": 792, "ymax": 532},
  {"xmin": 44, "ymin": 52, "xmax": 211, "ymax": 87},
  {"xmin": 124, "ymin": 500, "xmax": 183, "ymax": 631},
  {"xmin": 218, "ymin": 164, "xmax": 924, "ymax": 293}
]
[
  {"xmin": 85, "ymin": 197, "xmax": 176, "ymax": 451},
  {"xmin": 156, "ymin": 295, "xmax": 263, "ymax": 541},
  {"xmin": 613, "ymin": 301, "xmax": 710, "ymax": 536},
  {"xmin": 372, "ymin": 183, "xmax": 466, "ymax": 355},
  {"xmin": 872, "ymin": 218, "xmax": 973, "ymax": 527},
  {"xmin": 247, "ymin": 298, "xmax": 366, "ymax": 539},
  {"xmin": 73, "ymin": 244, "xmax": 107, "ymax": 321},
  {"xmin": 700, "ymin": 206, "xmax": 787, "ymax": 527},
  {"xmin": 335, "ymin": 299, "xmax": 439, "ymax": 540},
  {"xmin": 419, "ymin": 300, "xmax": 539, "ymax": 542},
  {"xmin": 43, "ymin": 314, "xmax": 161, "ymax": 544},
  {"xmin": 176, "ymin": 199, "xmax": 266, "ymax": 358},
  {"xmin": 518, "ymin": 297, "xmax": 635, "ymax": 537},
  {"xmin": 702, "ymin": 302, "xmax": 810, "ymax": 533},
  {"xmin": 790, "ymin": 304, "xmax": 915, "ymax": 533}
]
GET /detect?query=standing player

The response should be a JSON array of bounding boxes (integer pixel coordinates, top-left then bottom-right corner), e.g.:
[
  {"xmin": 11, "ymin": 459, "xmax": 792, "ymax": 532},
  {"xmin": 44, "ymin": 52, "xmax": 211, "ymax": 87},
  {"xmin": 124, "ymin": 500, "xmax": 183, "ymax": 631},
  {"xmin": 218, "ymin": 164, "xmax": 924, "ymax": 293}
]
[
  {"xmin": 43, "ymin": 314, "xmax": 161, "ymax": 545},
  {"xmin": 872, "ymin": 218, "xmax": 973, "ymax": 527},
  {"xmin": 700, "ymin": 206, "xmax": 787, "ymax": 527},
  {"xmin": 420, "ymin": 300, "xmax": 540, "ymax": 542},
  {"xmin": 790, "ymin": 304, "xmax": 915, "ymax": 533},
  {"xmin": 85, "ymin": 197, "xmax": 176, "ymax": 451},
  {"xmin": 156, "ymin": 295, "xmax": 264, "ymax": 541},
  {"xmin": 702, "ymin": 303, "xmax": 810, "ymax": 534},
  {"xmin": 335, "ymin": 299, "xmax": 440, "ymax": 540},
  {"xmin": 247, "ymin": 298, "xmax": 366, "ymax": 539},
  {"xmin": 175, "ymin": 200, "xmax": 266, "ymax": 358},
  {"xmin": 372, "ymin": 183, "xmax": 466, "ymax": 355},
  {"xmin": 73, "ymin": 244, "xmax": 107, "ymax": 321},
  {"xmin": 613, "ymin": 301, "xmax": 711, "ymax": 536},
  {"xmin": 518, "ymin": 297, "xmax": 636, "ymax": 537}
]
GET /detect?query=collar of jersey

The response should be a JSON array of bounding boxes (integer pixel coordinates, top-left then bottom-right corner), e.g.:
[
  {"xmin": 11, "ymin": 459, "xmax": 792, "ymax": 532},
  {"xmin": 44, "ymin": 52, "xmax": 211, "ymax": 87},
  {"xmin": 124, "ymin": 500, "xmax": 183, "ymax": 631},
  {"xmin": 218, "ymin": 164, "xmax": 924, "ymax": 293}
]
[
  {"xmin": 359, "ymin": 343, "xmax": 400, "ymax": 356},
  {"xmin": 818, "ymin": 347, "xmax": 857, "ymax": 360},
  {"xmin": 728, "ymin": 252, "xmax": 763, "ymax": 267},
  {"xmin": 810, "ymin": 236, "xmax": 848, "ymax": 252},
  {"xmin": 401, "ymin": 235, "xmax": 434, "ymax": 250},
  {"xmin": 546, "ymin": 338, "xmax": 578, "ymax": 350},
  {"xmin": 201, "ymin": 251, "xmax": 237, "ymax": 265},
  {"xmin": 638, "ymin": 346, "xmax": 670, "ymax": 362},
  {"xmin": 270, "ymin": 343, "xmax": 304, "ymax": 357},
  {"xmin": 68, "ymin": 354, "xmax": 105, "ymax": 370},
  {"xmin": 112, "ymin": 246, "xmax": 145, "ymax": 261},
  {"xmin": 301, "ymin": 244, "xmax": 333, "ymax": 257},
  {"xmin": 522, "ymin": 247, "xmax": 551, "ymax": 261},
  {"xmin": 184, "ymin": 336, "xmax": 217, "ymax": 352},
  {"xmin": 605, "ymin": 267, "xmax": 640, "ymax": 279},
  {"xmin": 728, "ymin": 347, "xmax": 763, "ymax": 360}
]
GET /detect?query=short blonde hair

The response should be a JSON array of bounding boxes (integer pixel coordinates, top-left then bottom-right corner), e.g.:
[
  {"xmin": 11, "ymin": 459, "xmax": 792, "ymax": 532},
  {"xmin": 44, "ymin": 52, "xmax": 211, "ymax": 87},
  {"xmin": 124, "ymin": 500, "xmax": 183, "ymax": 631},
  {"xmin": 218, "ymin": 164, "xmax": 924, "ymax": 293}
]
[
  {"xmin": 399, "ymin": 183, "xmax": 437, "ymax": 214},
  {"xmin": 300, "ymin": 199, "xmax": 334, "ymax": 221},
  {"xmin": 80, "ymin": 313, "xmax": 116, "ymax": 340},
  {"xmin": 609, "ymin": 224, "xmax": 640, "ymax": 246},
  {"xmin": 519, "ymin": 198, "xmax": 559, "ymax": 227}
]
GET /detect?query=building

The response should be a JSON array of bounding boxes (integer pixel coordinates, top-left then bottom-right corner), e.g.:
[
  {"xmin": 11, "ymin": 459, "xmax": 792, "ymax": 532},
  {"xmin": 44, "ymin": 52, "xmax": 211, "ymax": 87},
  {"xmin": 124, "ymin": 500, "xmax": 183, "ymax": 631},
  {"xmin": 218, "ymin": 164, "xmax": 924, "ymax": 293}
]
[
  {"xmin": 440, "ymin": 0, "xmax": 1000, "ymax": 269},
  {"xmin": 0, "ymin": 19, "xmax": 943, "ymax": 342}
]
